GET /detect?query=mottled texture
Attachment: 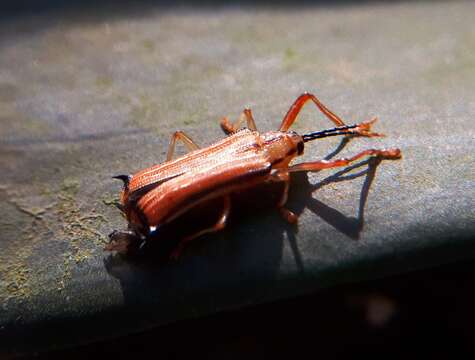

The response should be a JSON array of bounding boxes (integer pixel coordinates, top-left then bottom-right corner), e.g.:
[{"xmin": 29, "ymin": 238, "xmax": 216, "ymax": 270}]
[{"xmin": 0, "ymin": 0, "xmax": 474, "ymax": 354}]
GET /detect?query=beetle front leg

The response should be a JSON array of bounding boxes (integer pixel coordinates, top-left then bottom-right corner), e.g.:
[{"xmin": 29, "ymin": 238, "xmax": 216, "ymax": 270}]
[
  {"xmin": 169, "ymin": 195, "xmax": 231, "ymax": 260},
  {"xmin": 167, "ymin": 130, "xmax": 200, "ymax": 161},
  {"xmin": 288, "ymin": 148, "xmax": 401, "ymax": 173},
  {"xmin": 279, "ymin": 92, "xmax": 347, "ymax": 132},
  {"xmin": 270, "ymin": 171, "xmax": 299, "ymax": 224},
  {"xmin": 220, "ymin": 108, "xmax": 257, "ymax": 135}
]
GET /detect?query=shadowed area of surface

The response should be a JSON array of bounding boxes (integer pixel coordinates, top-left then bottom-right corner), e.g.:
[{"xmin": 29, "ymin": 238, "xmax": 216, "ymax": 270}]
[{"xmin": 0, "ymin": 0, "xmax": 474, "ymax": 354}]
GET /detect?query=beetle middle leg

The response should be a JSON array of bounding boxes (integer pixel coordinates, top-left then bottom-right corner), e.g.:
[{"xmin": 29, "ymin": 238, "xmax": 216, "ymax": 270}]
[
  {"xmin": 220, "ymin": 108, "xmax": 257, "ymax": 134},
  {"xmin": 288, "ymin": 148, "xmax": 401, "ymax": 173},
  {"xmin": 169, "ymin": 195, "xmax": 232, "ymax": 260},
  {"xmin": 167, "ymin": 130, "xmax": 200, "ymax": 161}
]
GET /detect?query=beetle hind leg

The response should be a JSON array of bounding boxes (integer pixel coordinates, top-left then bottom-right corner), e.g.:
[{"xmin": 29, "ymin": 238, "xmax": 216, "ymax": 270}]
[{"xmin": 169, "ymin": 195, "xmax": 232, "ymax": 260}]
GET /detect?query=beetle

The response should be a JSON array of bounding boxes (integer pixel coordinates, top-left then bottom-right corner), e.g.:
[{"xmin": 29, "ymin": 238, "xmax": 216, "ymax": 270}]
[{"xmin": 107, "ymin": 93, "xmax": 401, "ymax": 259}]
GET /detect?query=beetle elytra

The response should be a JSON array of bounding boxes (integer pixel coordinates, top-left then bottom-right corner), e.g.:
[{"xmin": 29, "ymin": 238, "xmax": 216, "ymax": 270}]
[{"xmin": 107, "ymin": 93, "xmax": 401, "ymax": 259}]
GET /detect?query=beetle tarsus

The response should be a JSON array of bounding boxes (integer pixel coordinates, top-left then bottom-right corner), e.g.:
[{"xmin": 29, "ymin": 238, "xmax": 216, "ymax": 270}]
[{"xmin": 352, "ymin": 118, "xmax": 384, "ymax": 138}]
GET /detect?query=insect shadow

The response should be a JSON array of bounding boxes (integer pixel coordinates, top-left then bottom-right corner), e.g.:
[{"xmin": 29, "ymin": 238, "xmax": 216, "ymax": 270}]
[
  {"xmin": 104, "ymin": 137, "xmax": 387, "ymax": 310},
  {"xmin": 281, "ymin": 137, "xmax": 384, "ymax": 273}
]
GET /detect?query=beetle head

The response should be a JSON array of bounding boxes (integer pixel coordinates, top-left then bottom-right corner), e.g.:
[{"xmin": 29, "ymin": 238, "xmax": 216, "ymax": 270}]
[{"xmin": 287, "ymin": 130, "xmax": 305, "ymax": 155}]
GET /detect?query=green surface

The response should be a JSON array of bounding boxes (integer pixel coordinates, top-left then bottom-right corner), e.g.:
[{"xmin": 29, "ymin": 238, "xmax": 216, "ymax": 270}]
[{"xmin": 1, "ymin": 0, "xmax": 474, "ymax": 354}]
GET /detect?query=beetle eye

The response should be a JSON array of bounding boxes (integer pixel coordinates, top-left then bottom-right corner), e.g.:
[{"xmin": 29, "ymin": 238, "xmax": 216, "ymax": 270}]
[{"xmin": 297, "ymin": 141, "xmax": 304, "ymax": 155}]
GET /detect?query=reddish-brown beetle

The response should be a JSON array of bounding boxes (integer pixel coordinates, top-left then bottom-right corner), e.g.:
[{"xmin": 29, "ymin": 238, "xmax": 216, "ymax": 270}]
[{"xmin": 108, "ymin": 93, "xmax": 401, "ymax": 259}]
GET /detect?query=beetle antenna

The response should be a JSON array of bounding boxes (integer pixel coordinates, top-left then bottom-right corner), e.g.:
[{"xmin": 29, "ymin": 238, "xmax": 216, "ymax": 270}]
[
  {"xmin": 113, "ymin": 174, "xmax": 131, "ymax": 188},
  {"xmin": 302, "ymin": 124, "xmax": 358, "ymax": 142},
  {"xmin": 302, "ymin": 120, "xmax": 383, "ymax": 142}
]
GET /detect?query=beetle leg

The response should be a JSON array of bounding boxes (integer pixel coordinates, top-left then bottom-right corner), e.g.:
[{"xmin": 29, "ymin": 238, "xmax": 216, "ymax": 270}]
[
  {"xmin": 169, "ymin": 195, "xmax": 231, "ymax": 260},
  {"xmin": 220, "ymin": 108, "xmax": 257, "ymax": 134},
  {"xmin": 167, "ymin": 130, "xmax": 200, "ymax": 161},
  {"xmin": 279, "ymin": 92, "xmax": 347, "ymax": 132},
  {"xmin": 288, "ymin": 148, "xmax": 402, "ymax": 173},
  {"xmin": 270, "ymin": 171, "xmax": 299, "ymax": 224}
]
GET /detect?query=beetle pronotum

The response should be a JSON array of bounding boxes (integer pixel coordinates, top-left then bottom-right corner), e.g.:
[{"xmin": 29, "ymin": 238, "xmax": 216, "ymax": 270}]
[{"xmin": 107, "ymin": 93, "xmax": 401, "ymax": 259}]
